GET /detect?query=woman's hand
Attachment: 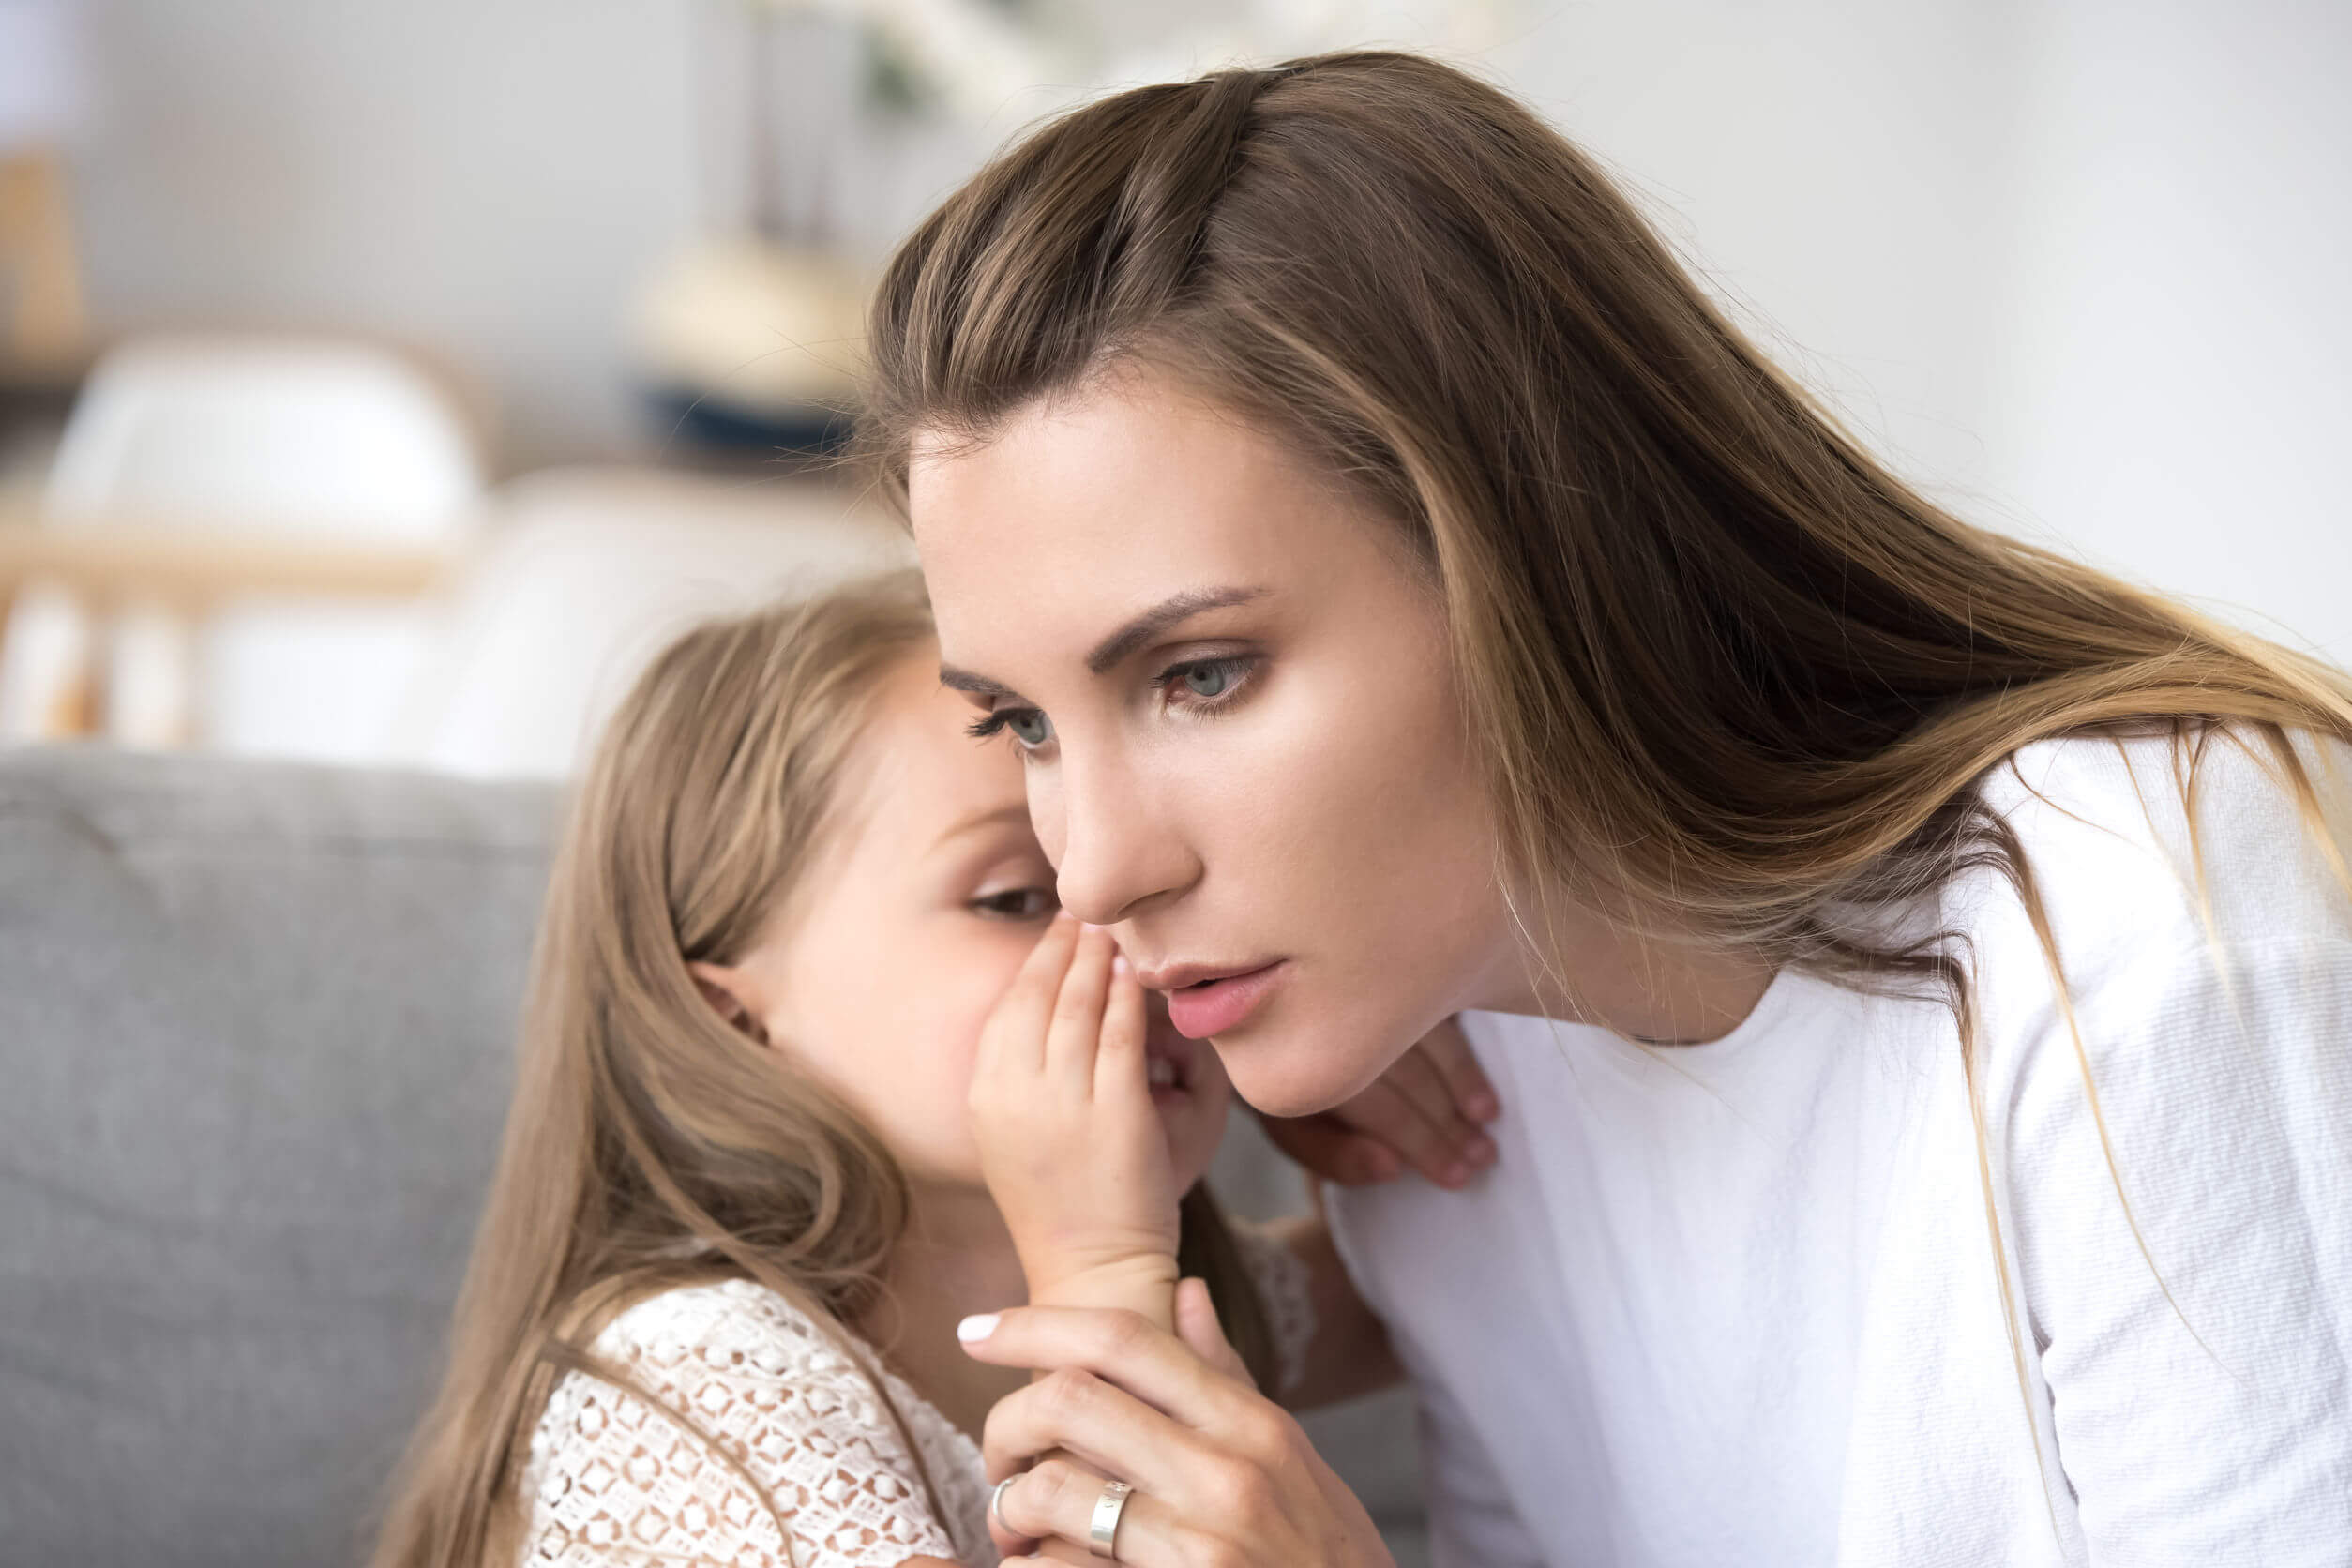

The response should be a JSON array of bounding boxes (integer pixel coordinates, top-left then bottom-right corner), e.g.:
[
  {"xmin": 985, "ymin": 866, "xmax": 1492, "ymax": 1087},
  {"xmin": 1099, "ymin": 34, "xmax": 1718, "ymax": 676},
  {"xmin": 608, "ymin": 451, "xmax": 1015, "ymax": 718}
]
[
  {"xmin": 963, "ymin": 1279, "xmax": 1397, "ymax": 1568},
  {"xmin": 1257, "ymin": 1015, "xmax": 1500, "ymax": 1188},
  {"xmin": 972, "ymin": 912, "xmax": 1182, "ymax": 1320}
]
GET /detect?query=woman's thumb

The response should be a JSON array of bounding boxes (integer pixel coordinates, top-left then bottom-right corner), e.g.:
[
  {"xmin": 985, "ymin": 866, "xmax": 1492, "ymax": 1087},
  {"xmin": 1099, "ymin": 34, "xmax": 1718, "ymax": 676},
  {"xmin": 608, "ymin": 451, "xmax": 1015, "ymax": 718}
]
[{"xmin": 1175, "ymin": 1276, "xmax": 1254, "ymax": 1384}]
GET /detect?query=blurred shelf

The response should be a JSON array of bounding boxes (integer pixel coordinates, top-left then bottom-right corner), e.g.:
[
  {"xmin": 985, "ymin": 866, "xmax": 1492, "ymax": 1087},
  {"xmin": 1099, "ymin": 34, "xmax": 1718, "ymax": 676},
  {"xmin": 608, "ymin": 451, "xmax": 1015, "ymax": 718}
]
[{"xmin": 0, "ymin": 511, "xmax": 460, "ymax": 603}]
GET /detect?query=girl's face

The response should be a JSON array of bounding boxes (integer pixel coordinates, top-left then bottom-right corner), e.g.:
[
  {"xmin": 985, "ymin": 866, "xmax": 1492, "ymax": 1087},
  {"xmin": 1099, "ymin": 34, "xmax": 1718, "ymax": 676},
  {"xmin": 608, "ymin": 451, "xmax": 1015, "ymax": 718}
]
[
  {"xmin": 911, "ymin": 370, "xmax": 1519, "ymax": 1119},
  {"xmin": 705, "ymin": 648, "xmax": 1230, "ymax": 1194}
]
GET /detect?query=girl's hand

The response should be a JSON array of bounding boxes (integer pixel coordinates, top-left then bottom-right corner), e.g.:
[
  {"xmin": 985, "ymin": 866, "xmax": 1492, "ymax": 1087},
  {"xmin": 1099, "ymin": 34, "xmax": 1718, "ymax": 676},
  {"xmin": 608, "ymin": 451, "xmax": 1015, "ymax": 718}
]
[
  {"xmin": 1258, "ymin": 1015, "xmax": 1500, "ymax": 1188},
  {"xmin": 965, "ymin": 1279, "xmax": 1397, "ymax": 1568},
  {"xmin": 972, "ymin": 912, "xmax": 1182, "ymax": 1321}
]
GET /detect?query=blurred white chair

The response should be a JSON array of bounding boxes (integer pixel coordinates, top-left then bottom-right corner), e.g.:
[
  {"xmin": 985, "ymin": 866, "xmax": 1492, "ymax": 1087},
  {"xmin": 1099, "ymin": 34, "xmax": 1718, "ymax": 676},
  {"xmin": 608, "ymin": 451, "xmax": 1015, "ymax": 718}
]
[
  {"xmin": 0, "ymin": 333, "xmax": 484, "ymax": 757},
  {"xmin": 394, "ymin": 465, "xmax": 911, "ymax": 779}
]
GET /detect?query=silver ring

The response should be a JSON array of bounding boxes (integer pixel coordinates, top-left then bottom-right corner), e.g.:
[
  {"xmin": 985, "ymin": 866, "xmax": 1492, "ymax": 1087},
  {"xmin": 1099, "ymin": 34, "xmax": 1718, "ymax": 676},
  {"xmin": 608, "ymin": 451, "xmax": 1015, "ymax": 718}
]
[
  {"xmin": 1087, "ymin": 1478, "xmax": 1135, "ymax": 1559},
  {"xmin": 989, "ymin": 1475, "xmax": 1018, "ymax": 1534}
]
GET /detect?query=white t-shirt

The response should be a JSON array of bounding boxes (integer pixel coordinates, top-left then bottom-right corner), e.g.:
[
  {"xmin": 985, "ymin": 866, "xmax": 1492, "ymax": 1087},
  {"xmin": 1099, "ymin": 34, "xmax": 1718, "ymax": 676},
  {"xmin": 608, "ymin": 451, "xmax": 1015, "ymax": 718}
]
[{"xmin": 1328, "ymin": 730, "xmax": 2352, "ymax": 1567}]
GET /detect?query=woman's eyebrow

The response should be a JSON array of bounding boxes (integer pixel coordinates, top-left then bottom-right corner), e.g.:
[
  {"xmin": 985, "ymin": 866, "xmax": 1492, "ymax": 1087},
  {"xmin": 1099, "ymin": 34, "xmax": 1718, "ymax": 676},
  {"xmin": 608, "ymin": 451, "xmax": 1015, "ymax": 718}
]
[
  {"xmin": 1083, "ymin": 586, "xmax": 1267, "ymax": 674},
  {"xmin": 938, "ymin": 665, "xmax": 1015, "ymax": 700},
  {"xmin": 938, "ymin": 587, "xmax": 1270, "ymax": 698}
]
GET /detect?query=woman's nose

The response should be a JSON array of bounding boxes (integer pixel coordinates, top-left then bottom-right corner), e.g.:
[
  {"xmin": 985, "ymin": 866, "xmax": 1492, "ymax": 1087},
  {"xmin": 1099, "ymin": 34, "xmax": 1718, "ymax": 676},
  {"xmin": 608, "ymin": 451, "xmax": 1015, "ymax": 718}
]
[{"xmin": 1041, "ymin": 749, "xmax": 1198, "ymax": 927}]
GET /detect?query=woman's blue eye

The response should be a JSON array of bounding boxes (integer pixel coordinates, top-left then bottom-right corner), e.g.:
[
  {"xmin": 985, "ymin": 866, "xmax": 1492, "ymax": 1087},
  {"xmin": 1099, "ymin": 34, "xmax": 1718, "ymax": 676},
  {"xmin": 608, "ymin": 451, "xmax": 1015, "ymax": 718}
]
[
  {"xmin": 1008, "ymin": 710, "xmax": 1052, "ymax": 747},
  {"xmin": 1182, "ymin": 662, "xmax": 1229, "ymax": 698},
  {"xmin": 1158, "ymin": 656, "xmax": 1252, "ymax": 709}
]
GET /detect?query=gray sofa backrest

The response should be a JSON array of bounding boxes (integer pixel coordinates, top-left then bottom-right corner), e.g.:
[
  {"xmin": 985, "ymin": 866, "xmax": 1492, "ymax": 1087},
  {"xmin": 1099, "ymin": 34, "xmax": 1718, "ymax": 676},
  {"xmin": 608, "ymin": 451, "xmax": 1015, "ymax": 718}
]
[
  {"xmin": 0, "ymin": 747, "xmax": 555, "ymax": 1565},
  {"xmin": 0, "ymin": 746, "xmax": 1421, "ymax": 1566}
]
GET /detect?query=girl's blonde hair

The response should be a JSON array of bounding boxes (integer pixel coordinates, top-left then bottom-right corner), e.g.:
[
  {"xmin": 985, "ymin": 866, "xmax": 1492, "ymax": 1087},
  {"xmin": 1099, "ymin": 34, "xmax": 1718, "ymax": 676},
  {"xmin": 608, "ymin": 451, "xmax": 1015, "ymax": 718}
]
[
  {"xmin": 374, "ymin": 569, "xmax": 1271, "ymax": 1567},
  {"xmin": 858, "ymin": 51, "xmax": 2352, "ymax": 1506}
]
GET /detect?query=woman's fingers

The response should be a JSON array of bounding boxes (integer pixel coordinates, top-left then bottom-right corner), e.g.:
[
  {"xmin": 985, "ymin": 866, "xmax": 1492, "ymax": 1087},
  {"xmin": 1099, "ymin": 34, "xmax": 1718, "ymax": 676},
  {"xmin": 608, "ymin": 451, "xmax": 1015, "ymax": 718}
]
[
  {"xmin": 980, "ymin": 1363, "xmax": 1249, "ymax": 1509},
  {"xmin": 996, "ymin": 1457, "xmax": 1216, "ymax": 1568},
  {"xmin": 962, "ymin": 1305, "xmax": 1264, "ymax": 1469}
]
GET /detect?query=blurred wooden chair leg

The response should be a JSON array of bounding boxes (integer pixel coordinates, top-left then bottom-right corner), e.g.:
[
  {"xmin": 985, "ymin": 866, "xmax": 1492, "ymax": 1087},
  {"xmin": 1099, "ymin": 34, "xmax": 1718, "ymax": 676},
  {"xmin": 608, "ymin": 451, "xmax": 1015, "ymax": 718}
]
[
  {"xmin": 0, "ymin": 577, "xmax": 98, "ymax": 741},
  {"xmin": 103, "ymin": 597, "xmax": 196, "ymax": 749}
]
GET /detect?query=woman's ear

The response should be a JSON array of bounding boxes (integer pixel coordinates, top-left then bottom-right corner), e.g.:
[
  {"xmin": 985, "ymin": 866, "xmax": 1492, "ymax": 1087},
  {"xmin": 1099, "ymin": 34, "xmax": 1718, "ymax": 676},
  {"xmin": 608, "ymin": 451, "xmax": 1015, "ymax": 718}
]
[{"xmin": 687, "ymin": 960, "xmax": 773, "ymax": 1046}]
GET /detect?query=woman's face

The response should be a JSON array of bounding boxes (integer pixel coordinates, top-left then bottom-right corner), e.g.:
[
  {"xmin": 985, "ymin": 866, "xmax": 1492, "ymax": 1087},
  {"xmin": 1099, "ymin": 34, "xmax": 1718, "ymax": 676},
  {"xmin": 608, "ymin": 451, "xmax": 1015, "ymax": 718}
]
[
  {"xmin": 912, "ymin": 371, "xmax": 1517, "ymax": 1118},
  {"xmin": 704, "ymin": 647, "xmax": 1230, "ymax": 1194}
]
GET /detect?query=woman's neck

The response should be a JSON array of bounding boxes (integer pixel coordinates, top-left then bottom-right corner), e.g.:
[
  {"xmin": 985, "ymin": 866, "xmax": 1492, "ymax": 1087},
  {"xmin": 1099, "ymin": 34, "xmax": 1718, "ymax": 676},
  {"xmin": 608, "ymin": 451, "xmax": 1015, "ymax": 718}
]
[
  {"xmin": 1478, "ymin": 896, "xmax": 1778, "ymax": 1046},
  {"xmin": 853, "ymin": 1182, "xmax": 1030, "ymax": 1441}
]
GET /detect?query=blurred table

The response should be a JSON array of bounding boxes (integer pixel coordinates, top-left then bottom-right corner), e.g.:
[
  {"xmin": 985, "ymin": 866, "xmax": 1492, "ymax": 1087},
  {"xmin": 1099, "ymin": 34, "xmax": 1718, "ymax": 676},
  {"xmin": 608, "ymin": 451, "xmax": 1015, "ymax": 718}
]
[{"xmin": 0, "ymin": 507, "xmax": 460, "ymax": 603}]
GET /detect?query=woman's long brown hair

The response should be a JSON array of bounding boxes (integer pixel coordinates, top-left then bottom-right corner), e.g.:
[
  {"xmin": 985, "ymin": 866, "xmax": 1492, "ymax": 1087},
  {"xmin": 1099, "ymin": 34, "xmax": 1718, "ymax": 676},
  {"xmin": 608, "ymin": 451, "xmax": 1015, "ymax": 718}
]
[
  {"xmin": 373, "ymin": 570, "xmax": 1273, "ymax": 1567},
  {"xmin": 857, "ymin": 51, "xmax": 2352, "ymax": 1514}
]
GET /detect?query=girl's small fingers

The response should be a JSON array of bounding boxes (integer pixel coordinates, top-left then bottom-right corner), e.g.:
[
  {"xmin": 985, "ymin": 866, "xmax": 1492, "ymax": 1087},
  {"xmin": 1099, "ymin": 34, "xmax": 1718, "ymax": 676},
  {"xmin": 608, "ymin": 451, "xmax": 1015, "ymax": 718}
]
[
  {"xmin": 1045, "ymin": 924, "xmax": 1116, "ymax": 1085},
  {"xmin": 1094, "ymin": 957, "xmax": 1147, "ymax": 1100},
  {"xmin": 1418, "ymin": 1015, "xmax": 1500, "ymax": 1123},
  {"xmin": 985, "ymin": 914, "xmax": 1082, "ymax": 1076}
]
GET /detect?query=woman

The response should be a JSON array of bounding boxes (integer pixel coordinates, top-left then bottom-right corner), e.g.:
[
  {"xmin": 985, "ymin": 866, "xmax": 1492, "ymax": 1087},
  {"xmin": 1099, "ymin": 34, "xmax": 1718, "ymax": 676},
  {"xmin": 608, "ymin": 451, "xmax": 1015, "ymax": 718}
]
[{"xmin": 867, "ymin": 51, "xmax": 2352, "ymax": 1568}]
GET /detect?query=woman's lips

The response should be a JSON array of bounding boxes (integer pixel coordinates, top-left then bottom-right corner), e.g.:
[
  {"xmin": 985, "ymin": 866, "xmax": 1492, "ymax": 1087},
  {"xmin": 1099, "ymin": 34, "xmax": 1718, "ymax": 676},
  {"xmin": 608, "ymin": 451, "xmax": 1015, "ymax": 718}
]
[{"xmin": 1163, "ymin": 961, "xmax": 1286, "ymax": 1040}]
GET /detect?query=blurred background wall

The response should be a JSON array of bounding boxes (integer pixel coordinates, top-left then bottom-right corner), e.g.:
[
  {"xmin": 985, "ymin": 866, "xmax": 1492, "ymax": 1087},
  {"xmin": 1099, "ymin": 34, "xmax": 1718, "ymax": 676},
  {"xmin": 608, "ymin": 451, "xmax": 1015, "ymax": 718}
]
[{"xmin": 3, "ymin": 0, "xmax": 2347, "ymax": 772}]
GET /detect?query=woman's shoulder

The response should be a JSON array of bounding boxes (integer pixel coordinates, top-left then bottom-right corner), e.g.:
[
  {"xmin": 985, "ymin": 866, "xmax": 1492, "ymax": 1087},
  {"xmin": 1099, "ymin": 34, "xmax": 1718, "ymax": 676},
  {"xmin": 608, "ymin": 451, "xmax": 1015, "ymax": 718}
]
[
  {"xmin": 1950, "ymin": 725, "xmax": 2352, "ymax": 1229},
  {"xmin": 1961, "ymin": 724, "xmax": 2352, "ymax": 969}
]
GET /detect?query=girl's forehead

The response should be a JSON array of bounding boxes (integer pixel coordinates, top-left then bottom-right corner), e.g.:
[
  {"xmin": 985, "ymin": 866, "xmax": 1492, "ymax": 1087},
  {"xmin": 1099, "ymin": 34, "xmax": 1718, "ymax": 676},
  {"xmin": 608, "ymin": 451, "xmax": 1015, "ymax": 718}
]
[{"xmin": 834, "ymin": 654, "xmax": 1033, "ymax": 861}]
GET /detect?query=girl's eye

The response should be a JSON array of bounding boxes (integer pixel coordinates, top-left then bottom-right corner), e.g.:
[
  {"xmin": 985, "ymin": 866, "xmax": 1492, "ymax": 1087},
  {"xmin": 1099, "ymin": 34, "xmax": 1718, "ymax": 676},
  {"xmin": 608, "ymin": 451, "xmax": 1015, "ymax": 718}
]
[{"xmin": 971, "ymin": 885, "xmax": 1058, "ymax": 920}]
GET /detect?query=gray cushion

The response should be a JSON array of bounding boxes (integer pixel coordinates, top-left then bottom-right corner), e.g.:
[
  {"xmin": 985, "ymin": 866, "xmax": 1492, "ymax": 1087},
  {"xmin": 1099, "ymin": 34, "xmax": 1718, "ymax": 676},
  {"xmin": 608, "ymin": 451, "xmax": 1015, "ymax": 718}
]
[
  {"xmin": 0, "ymin": 745, "xmax": 1420, "ymax": 1565},
  {"xmin": 0, "ymin": 746, "xmax": 555, "ymax": 1565}
]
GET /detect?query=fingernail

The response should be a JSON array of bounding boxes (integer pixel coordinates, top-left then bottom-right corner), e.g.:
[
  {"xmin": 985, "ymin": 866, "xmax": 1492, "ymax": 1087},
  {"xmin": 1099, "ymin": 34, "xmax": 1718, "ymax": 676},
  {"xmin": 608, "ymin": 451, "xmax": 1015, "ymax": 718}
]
[
  {"xmin": 1441, "ymin": 1163, "xmax": 1471, "ymax": 1187},
  {"xmin": 957, "ymin": 1313, "xmax": 1000, "ymax": 1343},
  {"xmin": 1469, "ymin": 1136, "xmax": 1498, "ymax": 1166},
  {"xmin": 1468, "ymin": 1092, "xmax": 1500, "ymax": 1122},
  {"xmin": 1112, "ymin": 954, "xmax": 1131, "ymax": 978}
]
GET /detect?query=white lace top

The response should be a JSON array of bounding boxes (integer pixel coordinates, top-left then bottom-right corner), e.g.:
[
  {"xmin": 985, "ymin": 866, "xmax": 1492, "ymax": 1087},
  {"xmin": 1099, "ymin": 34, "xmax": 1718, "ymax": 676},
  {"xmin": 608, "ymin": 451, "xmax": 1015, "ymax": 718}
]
[{"xmin": 518, "ymin": 1227, "xmax": 1315, "ymax": 1568}]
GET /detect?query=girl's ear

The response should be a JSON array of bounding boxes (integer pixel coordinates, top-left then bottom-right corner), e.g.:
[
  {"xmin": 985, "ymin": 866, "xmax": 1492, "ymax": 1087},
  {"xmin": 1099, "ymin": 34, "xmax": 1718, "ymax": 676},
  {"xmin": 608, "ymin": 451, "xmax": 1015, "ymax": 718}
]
[{"xmin": 686, "ymin": 961, "xmax": 773, "ymax": 1046}]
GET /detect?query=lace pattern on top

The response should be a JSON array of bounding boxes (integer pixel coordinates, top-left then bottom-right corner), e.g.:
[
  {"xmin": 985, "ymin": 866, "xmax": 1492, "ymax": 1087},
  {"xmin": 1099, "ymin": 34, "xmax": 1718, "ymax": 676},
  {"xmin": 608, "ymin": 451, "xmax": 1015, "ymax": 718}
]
[
  {"xmin": 519, "ymin": 1279, "xmax": 996, "ymax": 1568},
  {"xmin": 1232, "ymin": 1221, "xmax": 1319, "ymax": 1399}
]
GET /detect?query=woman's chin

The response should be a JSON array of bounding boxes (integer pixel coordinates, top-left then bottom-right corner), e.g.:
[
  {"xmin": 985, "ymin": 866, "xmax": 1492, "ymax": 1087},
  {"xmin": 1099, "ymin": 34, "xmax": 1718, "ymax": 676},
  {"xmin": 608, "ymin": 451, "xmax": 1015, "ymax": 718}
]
[{"xmin": 1210, "ymin": 1019, "xmax": 1402, "ymax": 1121}]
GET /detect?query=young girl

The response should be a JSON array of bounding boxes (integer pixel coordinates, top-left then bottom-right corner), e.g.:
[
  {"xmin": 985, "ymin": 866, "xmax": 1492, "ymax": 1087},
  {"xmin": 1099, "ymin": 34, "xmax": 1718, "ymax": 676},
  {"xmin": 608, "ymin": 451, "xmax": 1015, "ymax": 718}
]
[{"xmin": 370, "ymin": 571, "xmax": 1428, "ymax": 1568}]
